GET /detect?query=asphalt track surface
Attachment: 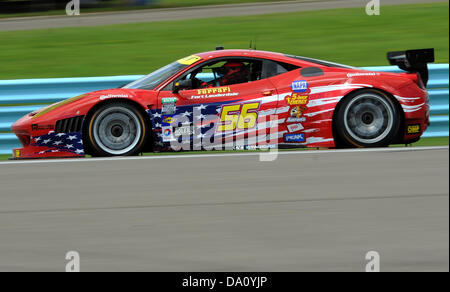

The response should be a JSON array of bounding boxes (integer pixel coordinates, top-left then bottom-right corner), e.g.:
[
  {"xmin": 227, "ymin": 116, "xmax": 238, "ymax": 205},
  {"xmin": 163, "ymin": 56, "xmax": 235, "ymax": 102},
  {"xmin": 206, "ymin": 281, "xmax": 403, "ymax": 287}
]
[
  {"xmin": 0, "ymin": 0, "xmax": 447, "ymax": 31},
  {"xmin": 0, "ymin": 147, "xmax": 448, "ymax": 271}
]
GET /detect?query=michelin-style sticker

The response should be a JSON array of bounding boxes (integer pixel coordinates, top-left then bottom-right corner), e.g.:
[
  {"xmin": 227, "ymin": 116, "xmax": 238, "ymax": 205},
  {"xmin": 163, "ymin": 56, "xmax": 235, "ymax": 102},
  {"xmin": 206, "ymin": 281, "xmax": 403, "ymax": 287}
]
[
  {"xmin": 291, "ymin": 80, "xmax": 309, "ymax": 93},
  {"xmin": 177, "ymin": 55, "xmax": 202, "ymax": 65},
  {"xmin": 284, "ymin": 133, "xmax": 306, "ymax": 143},
  {"xmin": 286, "ymin": 93, "xmax": 308, "ymax": 106},
  {"xmin": 287, "ymin": 123, "xmax": 304, "ymax": 133}
]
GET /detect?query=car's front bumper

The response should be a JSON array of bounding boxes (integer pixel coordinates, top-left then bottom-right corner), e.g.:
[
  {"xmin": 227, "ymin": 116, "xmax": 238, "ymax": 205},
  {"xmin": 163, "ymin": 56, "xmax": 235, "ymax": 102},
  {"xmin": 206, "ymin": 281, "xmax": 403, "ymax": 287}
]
[{"xmin": 10, "ymin": 113, "xmax": 86, "ymax": 160}]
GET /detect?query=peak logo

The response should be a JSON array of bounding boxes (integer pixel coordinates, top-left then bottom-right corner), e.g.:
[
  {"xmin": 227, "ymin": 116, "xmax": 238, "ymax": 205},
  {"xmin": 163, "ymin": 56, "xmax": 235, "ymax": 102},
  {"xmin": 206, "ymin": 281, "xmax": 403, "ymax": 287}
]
[{"xmin": 284, "ymin": 133, "xmax": 305, "ymax": 143}]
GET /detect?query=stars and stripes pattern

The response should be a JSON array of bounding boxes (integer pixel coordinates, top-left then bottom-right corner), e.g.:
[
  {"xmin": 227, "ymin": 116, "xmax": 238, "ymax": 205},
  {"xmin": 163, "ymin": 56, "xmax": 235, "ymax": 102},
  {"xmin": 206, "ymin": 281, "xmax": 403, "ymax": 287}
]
[
  {"xmin": 149, "ymin": 100, "xmax": 240, "ymax": 144},
  {"xmin": 31, "ymin": 131, "xmax": 84, "ymax": 155},
  {"xmin": 148, "ymin": 98, "xmax": 283, "ymax": 149},
  {"xmin": 147, "ymin": 82, "xmax": 401, "ymax": 149}
]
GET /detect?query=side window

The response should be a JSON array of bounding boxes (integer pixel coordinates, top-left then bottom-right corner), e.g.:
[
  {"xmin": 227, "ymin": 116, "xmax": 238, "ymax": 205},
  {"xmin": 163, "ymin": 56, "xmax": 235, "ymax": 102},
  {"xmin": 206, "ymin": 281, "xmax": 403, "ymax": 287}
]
[
  {"xmin": 163, "ymin": 58, "xmax": 263, "ymax": 91},
  {"xmin": 261, "ymin": 60, "xmax": 300, "ymax": 79}
]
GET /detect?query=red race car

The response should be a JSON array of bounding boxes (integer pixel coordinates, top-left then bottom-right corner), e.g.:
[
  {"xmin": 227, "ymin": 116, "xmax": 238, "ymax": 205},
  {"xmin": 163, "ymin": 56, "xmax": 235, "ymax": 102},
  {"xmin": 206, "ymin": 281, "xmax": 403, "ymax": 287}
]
[{"xmin": 11, "ymin": 48, "xmax": 434, "ymax": 159}]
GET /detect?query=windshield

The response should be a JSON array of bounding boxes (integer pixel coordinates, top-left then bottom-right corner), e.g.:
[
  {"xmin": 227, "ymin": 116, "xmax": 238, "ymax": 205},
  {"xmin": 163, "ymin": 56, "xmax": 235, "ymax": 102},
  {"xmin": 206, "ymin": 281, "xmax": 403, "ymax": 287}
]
[{"xmin": 123, "ymin": 62, "xmax": 188, "ymax": 90}]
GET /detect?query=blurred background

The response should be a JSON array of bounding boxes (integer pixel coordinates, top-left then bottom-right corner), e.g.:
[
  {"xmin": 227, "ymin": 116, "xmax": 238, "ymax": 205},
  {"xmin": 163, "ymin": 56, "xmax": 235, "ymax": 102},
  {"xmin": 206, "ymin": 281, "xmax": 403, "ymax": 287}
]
[
  {"xmin": 0, "ymin": 1, "xmax": 157, "ymax": 14},
  {"xmin": 0, "ymin": 1, "xmax": 153, "ymax": 14},
  {"xmin": 0, "ymin": 0, "xmax": 288, "ymax": 14}
]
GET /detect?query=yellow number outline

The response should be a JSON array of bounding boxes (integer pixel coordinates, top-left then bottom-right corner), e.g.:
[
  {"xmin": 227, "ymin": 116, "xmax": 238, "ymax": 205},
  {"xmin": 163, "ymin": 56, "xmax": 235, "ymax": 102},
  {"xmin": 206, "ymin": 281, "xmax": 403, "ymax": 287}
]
[{"xmin": 217, "ymin": 102, "xmax": 260, "ymax": 132}]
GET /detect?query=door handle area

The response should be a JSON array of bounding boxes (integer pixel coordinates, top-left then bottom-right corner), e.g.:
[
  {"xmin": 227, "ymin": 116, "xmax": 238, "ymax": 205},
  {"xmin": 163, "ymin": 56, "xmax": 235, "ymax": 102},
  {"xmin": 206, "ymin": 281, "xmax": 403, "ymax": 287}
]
[{"xmin": 262, "ymin": 90, "xmax": 276, "ymax": 96}]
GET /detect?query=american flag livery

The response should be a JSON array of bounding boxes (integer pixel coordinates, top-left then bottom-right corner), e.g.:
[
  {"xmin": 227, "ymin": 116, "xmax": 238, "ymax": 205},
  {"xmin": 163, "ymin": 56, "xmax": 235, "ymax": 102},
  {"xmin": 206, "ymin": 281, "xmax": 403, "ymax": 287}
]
[{"xmin": 31, "ymin": 131, "xmax": 84, "ymax": 155}]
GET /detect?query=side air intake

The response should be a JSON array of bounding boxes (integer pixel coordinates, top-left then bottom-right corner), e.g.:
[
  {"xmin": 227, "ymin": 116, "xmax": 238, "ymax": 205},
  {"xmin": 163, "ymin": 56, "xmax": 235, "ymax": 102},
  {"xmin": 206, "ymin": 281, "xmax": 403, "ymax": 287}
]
[{"xmin": 55, "ymin": 116, "xmax": 85, "ymax": 134}]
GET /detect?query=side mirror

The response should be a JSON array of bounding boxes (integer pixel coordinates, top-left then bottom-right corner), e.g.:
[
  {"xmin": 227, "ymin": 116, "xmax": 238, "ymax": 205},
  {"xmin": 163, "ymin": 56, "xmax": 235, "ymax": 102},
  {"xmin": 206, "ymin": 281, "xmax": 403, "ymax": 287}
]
[{"xmin": 173, "ymin": 79, "xmax": 193, "ymax": 94}]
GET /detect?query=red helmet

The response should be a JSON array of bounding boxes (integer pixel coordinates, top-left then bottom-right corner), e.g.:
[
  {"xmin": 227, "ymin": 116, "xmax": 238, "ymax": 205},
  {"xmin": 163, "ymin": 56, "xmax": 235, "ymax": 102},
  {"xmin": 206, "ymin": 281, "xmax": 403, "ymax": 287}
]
[
  {"xmin": 224, "ymin": 62, "xmax": 245, "ymax": 74},
  {"xmin": 222, "ymin": 62, "xmax": 249, "ymax": 85}
]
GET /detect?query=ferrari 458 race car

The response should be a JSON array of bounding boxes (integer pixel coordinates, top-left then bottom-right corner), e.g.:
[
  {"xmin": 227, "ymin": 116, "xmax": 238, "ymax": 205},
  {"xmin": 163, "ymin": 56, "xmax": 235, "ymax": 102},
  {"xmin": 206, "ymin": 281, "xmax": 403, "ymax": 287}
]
[{"xmin": 11, "ymin": 48, "xmax": 434, "ymax": 159}]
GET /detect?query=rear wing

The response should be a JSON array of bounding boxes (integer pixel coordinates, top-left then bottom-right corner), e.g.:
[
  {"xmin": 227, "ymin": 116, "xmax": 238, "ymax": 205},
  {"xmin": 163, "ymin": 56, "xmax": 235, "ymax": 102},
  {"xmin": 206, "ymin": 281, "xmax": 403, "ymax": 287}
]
[{"xmin": 387, "ymin": 48, "xmax": 435, "ymax": 86}]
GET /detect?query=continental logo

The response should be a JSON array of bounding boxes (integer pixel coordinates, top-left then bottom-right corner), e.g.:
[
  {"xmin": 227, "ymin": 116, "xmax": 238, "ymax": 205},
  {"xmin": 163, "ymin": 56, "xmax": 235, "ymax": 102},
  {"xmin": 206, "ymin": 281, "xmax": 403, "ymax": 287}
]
[
  {"xmin": 407, "ymin": 124, "xmax": 421, "ymax": 135},
  {"xmin": 286, "ymin": 94, "xmax": 308, "ymax": 106},
  {"xmin": 197, "ymin": 87, "xmax": 231, "ymax": 95}
]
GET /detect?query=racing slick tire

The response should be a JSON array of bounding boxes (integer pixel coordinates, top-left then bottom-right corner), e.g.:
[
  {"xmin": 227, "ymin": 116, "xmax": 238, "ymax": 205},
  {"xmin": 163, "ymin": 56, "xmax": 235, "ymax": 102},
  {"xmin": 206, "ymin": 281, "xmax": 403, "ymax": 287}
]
[
  {"xmin": 335, "ymin": 89, "xmax": 400, "ymax": 148},
  {"xmin": 85, "ymin": 102, "xmax": 148, "ymax": 157}
]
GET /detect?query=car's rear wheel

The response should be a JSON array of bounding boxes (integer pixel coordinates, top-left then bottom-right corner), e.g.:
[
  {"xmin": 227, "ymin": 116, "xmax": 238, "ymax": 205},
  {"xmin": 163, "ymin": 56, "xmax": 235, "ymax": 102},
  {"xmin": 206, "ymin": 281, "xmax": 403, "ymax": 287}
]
[
  {"xmin": 335, "ymin": 89, "xmax": 400, "ymax": 148},
  {"xmin": 86, "ymin": 102, "xmax": 148, "ymax": 157}
]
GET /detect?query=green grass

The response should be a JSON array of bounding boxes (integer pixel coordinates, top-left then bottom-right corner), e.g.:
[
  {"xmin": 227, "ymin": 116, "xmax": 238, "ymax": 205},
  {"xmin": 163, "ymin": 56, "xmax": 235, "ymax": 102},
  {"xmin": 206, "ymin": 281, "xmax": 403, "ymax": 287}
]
[
  {"xmin": 0, "ymin": 137, "xmax": 448, "ymax": 161},
  {"xmin": 406, "ymin": 137, "xmax": 449, "ymax": 147},
  {"xmin": 0, "ymin": 2, "xmax": 448, "ymax": 79}
]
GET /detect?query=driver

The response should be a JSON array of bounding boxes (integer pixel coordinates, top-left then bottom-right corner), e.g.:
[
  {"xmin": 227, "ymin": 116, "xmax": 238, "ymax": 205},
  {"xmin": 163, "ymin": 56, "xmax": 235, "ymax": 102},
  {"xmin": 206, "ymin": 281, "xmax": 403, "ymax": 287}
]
[{"xmin": 200, "ymin": 62, "xmax": 249, "ymax": 88}]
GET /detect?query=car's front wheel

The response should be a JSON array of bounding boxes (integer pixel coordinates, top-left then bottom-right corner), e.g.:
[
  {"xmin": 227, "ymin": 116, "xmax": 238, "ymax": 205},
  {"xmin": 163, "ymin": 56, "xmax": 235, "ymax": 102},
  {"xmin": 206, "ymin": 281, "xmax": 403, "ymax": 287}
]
[
  {"xmin": 335, "ymin": 89, "xmax": 400, "ymax": 148},
  {"xmin": 86, "ymin": 102, "xmax": 148, "ymax": 157}
]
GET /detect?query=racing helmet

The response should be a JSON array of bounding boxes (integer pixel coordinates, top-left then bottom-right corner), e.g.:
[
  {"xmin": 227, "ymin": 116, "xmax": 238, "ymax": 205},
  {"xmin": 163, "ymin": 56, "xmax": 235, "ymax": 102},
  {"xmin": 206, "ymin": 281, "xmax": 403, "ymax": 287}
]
[{"xmin": 220, "ymin": 62, "xmax": 249, "ymax": 85}]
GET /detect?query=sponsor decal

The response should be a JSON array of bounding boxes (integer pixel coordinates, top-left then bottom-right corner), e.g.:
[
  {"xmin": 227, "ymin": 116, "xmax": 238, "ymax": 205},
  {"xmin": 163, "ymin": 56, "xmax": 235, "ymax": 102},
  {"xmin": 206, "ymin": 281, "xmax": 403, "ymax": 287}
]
[
  {"xmin": 191, "ymin": 87, "xmax": 238, "ymax": 99},
  {"xmin": 14, "ymin": 149, "xmax": 21, "ymax": 158},
  {"xmin": 174, "ymin": 125, "xmax": 194, "ymax": 137},
  {"xmin": 287, "ymin": 123, "xmax": 304, "ymax": 133},
  {"xmin": 284, "ymin": 133, "xmax": 306, "ymax": 143},
  {"xmin": 177, "ymin": 55, "xmax": 202, "ymax": 65},
  {"xmin": 162, "ymin": 104, "xmax": 176, "ymax": 114},
  {"xmin": 289, "ymin": 106, "xmax": 307, "ymax": 119},
  {"xmin": 286, "ymin": 105, "xmax": 307, "ymax": 122},
  {"xmin": 245, "ymin": 144, "xmax": 276, "ymax": 150},
  {"xmin": 31, "ymin": 124, "xmax": 54, "ymax": 131},
  {"xmin": 197, "ymin": 87, "xmax": 231, "ymax": 95},
  {"xmin": 161, "ymin": 97, "xmax": 178, "ymax": 104},
  {"xmin": 161, "ymin": 97, "xmax": 177, "ymax": 114},
  {"xmin": 286, "ymin": 117, "xmax": 306, "ymax": 123},
  {"xmin": 286, "ymin": 93, "xmax": 309, "ymax": 106},
  {"xmin": 162, "ymin": 127, "xmax": 174, "ymax": 142},
  {"xmin": 407, "ymin": 124, "xmax": 421, "ymax": 134},
  {"xmin": 234, "ymin": 145, "xmax": 276, "ymax": 150},
  {"xmin": 161, "ymin": 115, "xmax": 176, "ymax": 127},
  {"xmin": 291, "ymin": 80, "xmax": 309, "ymax": 93},
  {"xmin": 99, "ymin": 94, "xmax": 131, "ymax": 100},
  {"xmin": 347, "ymin": 72, "xmax": 380, "ymax": 78}
]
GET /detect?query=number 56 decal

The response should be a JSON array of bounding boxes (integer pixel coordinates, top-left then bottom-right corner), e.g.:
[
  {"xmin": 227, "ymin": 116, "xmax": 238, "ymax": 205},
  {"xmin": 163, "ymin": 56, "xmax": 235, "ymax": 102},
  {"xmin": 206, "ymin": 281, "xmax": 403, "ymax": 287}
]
[{"xmin": 217, "ymin": 102, "xmax": 260, "ymax": 132}]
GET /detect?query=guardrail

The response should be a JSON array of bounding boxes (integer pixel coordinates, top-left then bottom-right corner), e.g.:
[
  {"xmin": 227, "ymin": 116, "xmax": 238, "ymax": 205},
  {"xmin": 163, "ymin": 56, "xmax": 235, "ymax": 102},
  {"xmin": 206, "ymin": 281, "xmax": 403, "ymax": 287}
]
[{"xmin": 0, "ymin": 64, "xmax": 448, "ymax": 154}]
